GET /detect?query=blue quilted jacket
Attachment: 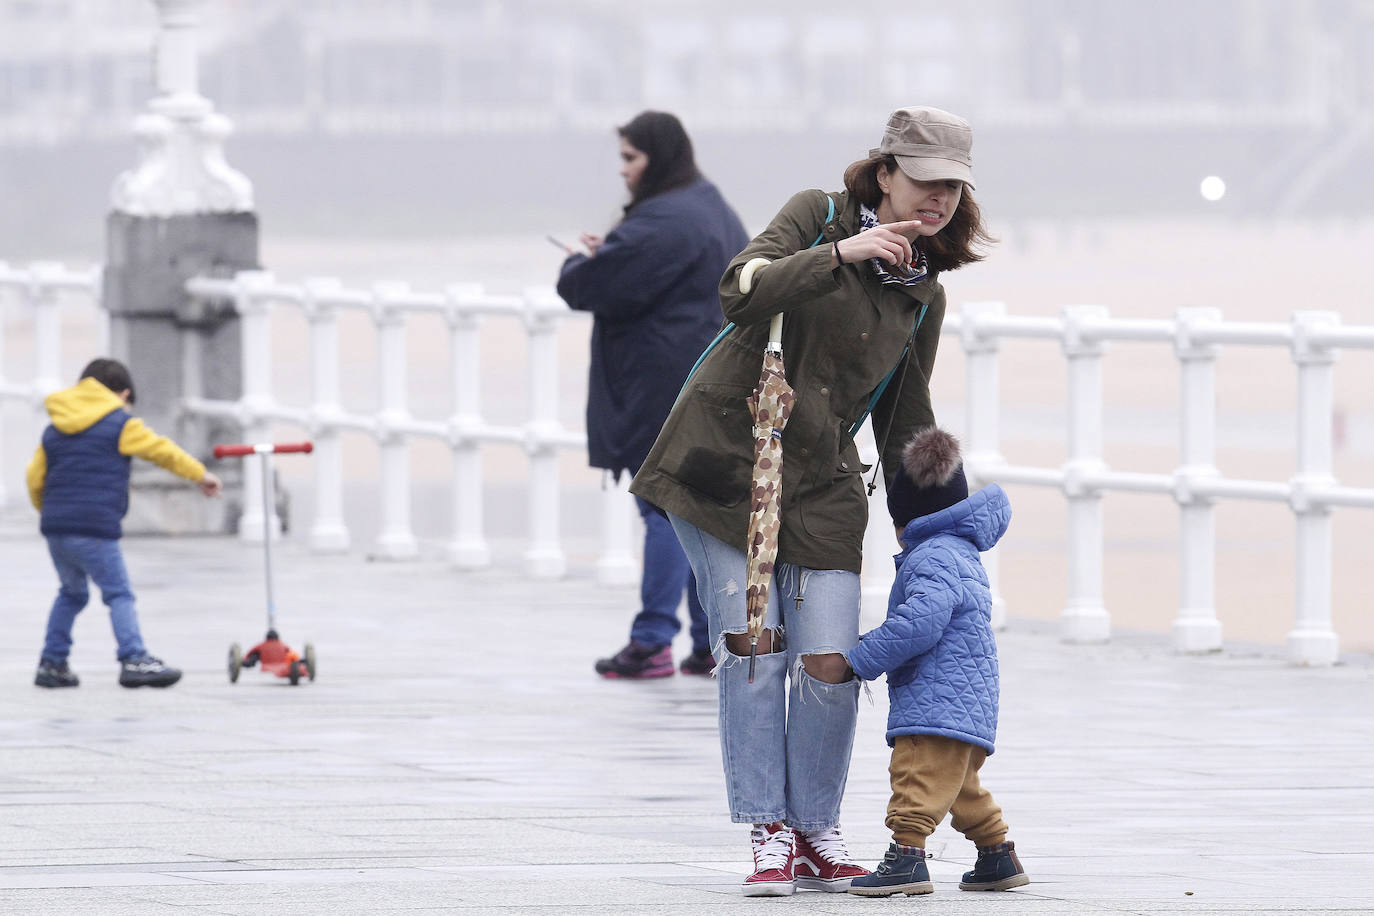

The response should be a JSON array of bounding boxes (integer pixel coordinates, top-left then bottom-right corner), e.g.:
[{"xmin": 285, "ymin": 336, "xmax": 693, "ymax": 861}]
[{"xmin": 846, "ymin": 484, "xmax": 1012, "ymax": 753}]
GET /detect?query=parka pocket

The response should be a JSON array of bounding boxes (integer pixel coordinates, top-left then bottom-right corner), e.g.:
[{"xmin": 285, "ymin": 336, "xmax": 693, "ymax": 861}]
[
  {"xmin": 796, "ymin": 420, "xmax": 868, "ymax": 541},
  {"xmin": 660, "ymin": 382, "xmax": 754, "ymax": 507}
]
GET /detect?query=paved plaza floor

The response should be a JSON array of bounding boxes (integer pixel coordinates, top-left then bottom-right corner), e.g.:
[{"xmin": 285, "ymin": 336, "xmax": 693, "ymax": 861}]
[{"xmin": 1, "ymin": 514, "xmax": 1372, "ymax": 915}]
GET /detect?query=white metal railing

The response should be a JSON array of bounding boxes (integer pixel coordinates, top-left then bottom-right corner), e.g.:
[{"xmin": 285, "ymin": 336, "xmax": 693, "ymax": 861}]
[
  {"xmin": 0, "ymin": 260, "xmax": 105, "ymax": 506},
  {"xmin": 943, "ymin": 302, "xmax": 1374, "ymax": 667},
  {"xmin": 181, "ymin": 271, "xmax": 638, "ymax": 586},
  {"xmin": 4, "ymin": 258, "xmax": 1372, "ymax": 665}
]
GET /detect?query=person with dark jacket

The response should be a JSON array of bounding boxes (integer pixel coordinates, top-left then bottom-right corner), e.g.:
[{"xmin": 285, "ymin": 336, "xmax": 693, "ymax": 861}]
[
  {"xmin": 27, "ymin": 358, "xmax": 222, "ymax": 689},
  {"xmin": 845, "ymin": 428, "xmax": 1028, "ymax": 897},
  {"xmin": 557, "ymin": 110, "xmax": 749, "ymax": 679},
  {"xmin": 630, "ymin": 107, "xmax": 994, "ymax": 896}
]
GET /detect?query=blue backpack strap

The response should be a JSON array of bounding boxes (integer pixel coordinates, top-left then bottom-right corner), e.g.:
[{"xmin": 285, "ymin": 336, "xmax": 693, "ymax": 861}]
[
  {"xmin": 681, "ymin": 320, "xmax": 736, "ymax": 393},
  {"xmin": 808, "ymin": 195, "xmax": 835, "ymax": 248},
  {"xmin": 679, "ymin": 194, "xmax": 834, "ymax": 395},
  {"xmin": 847, "ymin": 300, "xmax": 929, "ymax": 438}
]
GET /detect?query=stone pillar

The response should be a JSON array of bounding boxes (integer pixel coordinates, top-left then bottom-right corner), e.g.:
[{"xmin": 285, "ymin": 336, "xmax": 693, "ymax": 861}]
[{"xmin": 103, "ymin": 0, "xmax": 256, "ymax": 534}]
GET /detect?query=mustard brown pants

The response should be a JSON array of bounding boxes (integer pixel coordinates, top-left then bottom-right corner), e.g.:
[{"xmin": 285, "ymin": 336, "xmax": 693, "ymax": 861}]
[{"xmin": 886, "ymin": 734, "xmax": 1009, "ymax": 848}]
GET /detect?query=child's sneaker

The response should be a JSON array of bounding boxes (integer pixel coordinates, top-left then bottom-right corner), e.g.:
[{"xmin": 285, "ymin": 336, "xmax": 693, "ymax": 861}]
[
  {"xmin": 118, "ymin": 655, "xmax": 182, "ymax": 688},
  {"xmin": 848, "ymin": 842, "xmax": 933, "ymax": 897},
  {"xmin": 743, "ymin": 822, "xmax": 796, "ymax": 897},
  {"xmin": 959, "ymin": 840, "xmax": 1029, "ymax": 891},
  {"xmin": 593, "ymin": 642, "xmax": 673, "ymax": 679},
  {"xmin": 678, "ymin": 646, "xmax": 715, "ymax": 676},
  {"xmin": 794, "ymin": 825, "xmax": 870, "ymax": 891},
  {"xmin": 34, "ymin": 659, "xmax": 79, "ymax": 688}
]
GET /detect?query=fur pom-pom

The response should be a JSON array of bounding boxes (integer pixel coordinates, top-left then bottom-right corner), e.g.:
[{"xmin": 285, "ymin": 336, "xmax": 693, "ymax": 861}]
[{"xmin": 901, "ymin": 428, "xmax": 961, "ymax": 488}]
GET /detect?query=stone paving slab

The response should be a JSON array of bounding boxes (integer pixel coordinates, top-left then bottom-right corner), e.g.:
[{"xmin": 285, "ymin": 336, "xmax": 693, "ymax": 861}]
[{"xmin": 1, "ymin": 515, "xmax": 1372, "ymax": 915}]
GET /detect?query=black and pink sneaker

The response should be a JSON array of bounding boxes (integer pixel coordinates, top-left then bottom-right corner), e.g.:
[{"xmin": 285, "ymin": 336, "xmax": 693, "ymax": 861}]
[
  {"xmin": 678, "ymin": 646, "xmax": 716, "ymax": 676},
  {"xmin": 743, "ymin": 822, "xmax": 796, "ymax": 897},
  {"xmin": 794, "ymin": 825, "xmax": 870, "ymax": 891},
  {"xmin": 593, "ymin": 642, "xmax": 674, "ymax": 679}
]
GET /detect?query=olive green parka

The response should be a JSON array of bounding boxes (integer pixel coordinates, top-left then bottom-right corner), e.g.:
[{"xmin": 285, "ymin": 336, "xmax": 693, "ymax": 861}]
[{"xmin": 629, "ymin": 189, "xmax": 946, "ymax": 573}]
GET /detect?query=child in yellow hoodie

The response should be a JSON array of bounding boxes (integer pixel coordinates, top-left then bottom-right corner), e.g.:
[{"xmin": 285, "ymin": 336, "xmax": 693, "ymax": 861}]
[{"xmin": 27, "ymin": 358, "xmax": 221, "ymax": 688}]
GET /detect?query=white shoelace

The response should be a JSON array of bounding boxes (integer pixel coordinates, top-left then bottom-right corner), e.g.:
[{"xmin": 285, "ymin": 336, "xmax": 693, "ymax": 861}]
[
  {"xmin": 750, "ymin": 824, "xmax": 795, "ymax": 871},
  {"xmin": 800, "ymin": 826, "xmax": 857, "ymax": 865}
]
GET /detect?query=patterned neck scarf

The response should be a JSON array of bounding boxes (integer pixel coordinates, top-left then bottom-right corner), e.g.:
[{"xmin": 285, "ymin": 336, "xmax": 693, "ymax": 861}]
[{"xmin": 858, "ymin": 204, "xmax": 929, "ymax": 286}]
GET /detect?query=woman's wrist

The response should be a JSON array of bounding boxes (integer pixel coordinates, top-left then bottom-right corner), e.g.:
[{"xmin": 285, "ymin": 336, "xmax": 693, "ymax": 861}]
[{"xmin": 832, "ymin": 239, "xmax": 845, "ymax": 266}]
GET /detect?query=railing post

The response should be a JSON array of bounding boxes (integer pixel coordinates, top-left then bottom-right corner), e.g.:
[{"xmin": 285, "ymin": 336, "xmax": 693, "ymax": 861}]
[
  {"xmin": 961, "ymin": 301, "xmax": 1008, "ymax": 629},
  {"xmin": 303, "ymin": 278, "xmax": 349, "ymax": 553},
  {"xmin": 598, "ymin": 472, "xmax": 639, "ymax": 587},
  {"xmin": 1060, "ymin": 304, "xmax": 1110, "ymax": 643},
  {"xmin": 95, "ymin": 292, "xmax": 111, "ymax": 356},
  {"xmin": 1288, "ymin": 310, "xmax": 1340, "ymax": 666},
  {"xmin": 30, "ymin": 263, "xmax": 65, "ymax": 437},
  {"xmin": 235, "ymin": 270, "xmax": 276, "ymax": 543},
  {"xmin": 523, "ymin": 289, "xmax": 566, "ymax": 578},
  {"xmin": 0, "ymin": 268, "xmax": 8, "ymax": 507},
  {"xmin": 445, "ymin": 284, "xmax": 490, "ymax": 569},
  {"xmin": 859, "ymin": 422, "xmax": 890, "ymax": 617},
  {"xmin": 1171, "ymin": 307, "xmax": 1223, "ymax": 652},
  {"xmin": 372, "ymin": 283, "xmax": 418, "ymax": 560}
]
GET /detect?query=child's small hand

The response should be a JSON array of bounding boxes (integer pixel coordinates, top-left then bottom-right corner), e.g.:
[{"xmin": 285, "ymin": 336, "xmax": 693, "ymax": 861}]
[{"xmin": 199, "ymin": 471, "xmax": 223, "ymax": 498}]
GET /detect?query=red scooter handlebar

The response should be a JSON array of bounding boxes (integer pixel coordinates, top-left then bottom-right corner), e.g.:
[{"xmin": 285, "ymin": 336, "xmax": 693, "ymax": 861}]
[{"xmin": 213, "ymin": 442, "xmax": 314, "ymax": 458}]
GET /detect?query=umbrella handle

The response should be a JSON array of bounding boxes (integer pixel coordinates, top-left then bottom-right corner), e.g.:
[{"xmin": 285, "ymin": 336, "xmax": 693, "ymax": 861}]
[
  {"xmin": 739, "ymin": 257, "xmax": 771, "ymax": 294},
  {"xmin": 747, "ymin": 634, "xmax": 759, "ymax": 684},
  {"xmin": 739, "ymin": 258, "xmax": 782, "ymax": 354}
]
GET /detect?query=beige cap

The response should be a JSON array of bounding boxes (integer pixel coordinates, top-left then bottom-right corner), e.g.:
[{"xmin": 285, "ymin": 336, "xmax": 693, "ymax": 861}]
[{"xmin": 869, "ymin": 106, "xmax": 975, "ymax": 190}]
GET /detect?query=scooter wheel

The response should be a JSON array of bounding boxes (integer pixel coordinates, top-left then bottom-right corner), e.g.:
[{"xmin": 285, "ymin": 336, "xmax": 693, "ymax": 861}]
[
  {"xmin": 228, "ymin": 643, "xmax": 243, "ymax": 683},
  {"xmin": 303, "ymin": 643, "xmax": 316, "ymax": 682},
  {"xmin": 288, "ymin": 659, "xmax": 301, "ymax": 686}
]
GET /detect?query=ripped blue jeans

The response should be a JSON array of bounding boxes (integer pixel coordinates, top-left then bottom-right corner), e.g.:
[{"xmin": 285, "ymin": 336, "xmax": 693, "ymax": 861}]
[{"xmin": 669, "ymin": 513, "xmax": 861, "ymax": 830}]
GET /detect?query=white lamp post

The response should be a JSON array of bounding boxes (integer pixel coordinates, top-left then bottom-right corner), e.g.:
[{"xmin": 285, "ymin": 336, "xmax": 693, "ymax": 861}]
[{"xmin": 111, "ymin": 0, "xmax": 252, "ymax": 216}]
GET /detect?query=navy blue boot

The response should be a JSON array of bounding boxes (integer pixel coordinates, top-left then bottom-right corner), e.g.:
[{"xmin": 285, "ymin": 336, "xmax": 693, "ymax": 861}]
[
  {"xmin": 847, "ymin": 843, "xmax": 933, "ymax": 897},
  {"xmin": 959, "ymin": 840, "xmax": 1029, "ymax": 891}
]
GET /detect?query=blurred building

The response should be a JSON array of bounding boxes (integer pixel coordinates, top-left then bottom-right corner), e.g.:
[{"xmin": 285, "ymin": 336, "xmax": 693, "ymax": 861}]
[{"xmin": 1, "ymin": 0, "xmax": 1371, "ymax": 249}]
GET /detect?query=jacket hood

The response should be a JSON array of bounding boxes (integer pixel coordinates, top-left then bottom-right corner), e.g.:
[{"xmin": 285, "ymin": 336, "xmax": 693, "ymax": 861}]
[
  {"xmin": 44, "ymin": 377, "xmax": 127, "ymax": 434},
  {"xmin": 899, "ymin": 483, "xmax": 1010, "ymax": 554}
]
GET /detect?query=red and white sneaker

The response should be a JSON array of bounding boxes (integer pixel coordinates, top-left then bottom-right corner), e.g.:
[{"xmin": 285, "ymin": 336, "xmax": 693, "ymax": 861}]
[
  {"xmin": 743, "ymin": 822, "xmax": 796, "ymax": 897},
  {"xmin": 794, "ymin": 825, "xmax": 871, "ymax": 892}
]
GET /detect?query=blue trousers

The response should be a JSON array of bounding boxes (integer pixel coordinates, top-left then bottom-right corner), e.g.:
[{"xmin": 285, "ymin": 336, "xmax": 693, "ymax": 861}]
[
  {"xmin": 629, "ymin": 496, "xmax": 709, "ymax": 652},
  {"xmin": 41, "ymin": 534, "xmax": 148, "ymax": 663},
  {"xmin": 669, "ymin": 513, "xmax": 862, "ymax": 830}
]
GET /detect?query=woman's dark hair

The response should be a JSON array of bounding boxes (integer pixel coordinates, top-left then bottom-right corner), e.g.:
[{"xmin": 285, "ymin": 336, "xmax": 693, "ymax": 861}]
[
  {"xmin": 79, "ymin": 357, "xmax": 135, "ymax": 404},
  {"xmin": 843, "ymin": 154, "xmax": 995, "ymax": 273},
  {"xmin": 618, "ymin": 110, "xmax": 701, "ymax": 213}
]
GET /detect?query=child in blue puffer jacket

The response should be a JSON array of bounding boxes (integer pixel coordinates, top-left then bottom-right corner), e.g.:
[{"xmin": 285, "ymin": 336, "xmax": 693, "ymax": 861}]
[{"xmin": 845, "ymin": 428, "xmax": 1029, "ymax": 897}]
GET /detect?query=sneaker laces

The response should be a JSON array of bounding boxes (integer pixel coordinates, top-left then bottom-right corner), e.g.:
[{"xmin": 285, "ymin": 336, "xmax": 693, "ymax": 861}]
[
  {"xmin": 800, "ymin": 826, "xmax": 857, "ymax": 865},
  {"xmin": 750, "ymin": 824, "xmax": 795, "ymax": 871}
]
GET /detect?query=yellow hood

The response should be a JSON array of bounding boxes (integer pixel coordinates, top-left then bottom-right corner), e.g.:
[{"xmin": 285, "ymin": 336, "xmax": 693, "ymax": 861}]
[{"xmin": 44, "ymin": 377, "xmax": 127, "ymax": 434}]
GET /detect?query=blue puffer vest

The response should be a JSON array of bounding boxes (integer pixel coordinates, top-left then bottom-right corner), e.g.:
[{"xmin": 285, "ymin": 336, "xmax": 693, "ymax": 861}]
[
  {"xmin": 40, "ymin": 409, "xmax": 133, "ymax": 539},
  {"xmin": 846, "ymin": 484, "xmax": 1012, "ymax": 753}
]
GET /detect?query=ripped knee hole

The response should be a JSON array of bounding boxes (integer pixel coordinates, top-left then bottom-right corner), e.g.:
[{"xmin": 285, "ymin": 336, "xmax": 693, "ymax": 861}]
[{"xmin": 724, "ymin": 632, "xmax": 782, "ymax": 656}]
